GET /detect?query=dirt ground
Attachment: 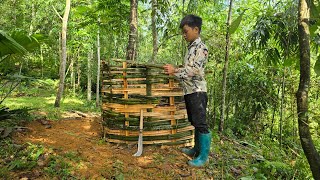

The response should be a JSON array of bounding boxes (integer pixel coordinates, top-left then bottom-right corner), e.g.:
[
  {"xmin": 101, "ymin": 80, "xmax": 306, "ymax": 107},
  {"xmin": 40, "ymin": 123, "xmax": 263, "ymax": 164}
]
[{"xmin": 12, "ymin": 117, "xmax": 213, "ymax": 179}]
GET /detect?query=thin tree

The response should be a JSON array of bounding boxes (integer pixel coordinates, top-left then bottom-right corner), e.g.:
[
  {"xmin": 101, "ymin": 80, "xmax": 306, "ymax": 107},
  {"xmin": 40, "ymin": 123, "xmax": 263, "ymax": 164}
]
[
  {"xmin": 151, "ymin": 0, "xmax": 158, "ymax": 63},
  {"xmin": 54, "ymin": 0, "xmax": 71, "ymax": 107},
  {"xmin": 297, "ymin": 0, "xmax": 320, "ymax": 178},
  {"xmin": 126, "ymin": 0, "xmax": 138, "ymax": 61},
  {"xmin": 76, "ymin": 48, "xmax": 81, "ymax": 90},
  {"xmin": 29, "ymin": 2, "xmax": 35, "ymax": 35},
  {"xmin": 87, "ymin": 48, "xmax": 92, "ymax": 101},
  {"xmin": 96, "ymin": 17, "xmax": 101, "ymax": 107},
  {"xmin": 279, "ymin": 69, "xmax": 285, "ymax": 148},
  {"xmin": 219, "ymin": 0, "xmax": 233, "ymax": 132},
  {"xmin": 70, "ymin": 52, "xmax": 75, "ymax": 97}
]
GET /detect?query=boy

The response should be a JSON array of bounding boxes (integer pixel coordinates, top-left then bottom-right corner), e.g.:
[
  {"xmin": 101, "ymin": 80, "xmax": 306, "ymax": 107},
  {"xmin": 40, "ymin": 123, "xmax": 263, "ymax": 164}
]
[{"xmin": 163, "ymin": 14, "xmax": 211, "ymax": 167}]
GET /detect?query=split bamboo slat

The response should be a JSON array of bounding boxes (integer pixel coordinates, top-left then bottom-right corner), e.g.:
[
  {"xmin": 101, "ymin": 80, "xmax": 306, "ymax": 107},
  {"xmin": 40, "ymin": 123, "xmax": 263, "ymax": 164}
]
[{"xmin": 101, "ymin": 60, "xmax": 194, "ymax": 146}]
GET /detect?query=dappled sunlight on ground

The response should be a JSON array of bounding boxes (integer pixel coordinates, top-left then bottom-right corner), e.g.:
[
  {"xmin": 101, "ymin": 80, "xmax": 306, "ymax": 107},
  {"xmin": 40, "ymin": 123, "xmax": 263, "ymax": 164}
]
[
  {"xmin": 62, "ymin": 98, "xmax": 84, "ymax": 105},
  {"xmin": 43, "ymin": 96, "xmax": 55, "ymax": 105}
]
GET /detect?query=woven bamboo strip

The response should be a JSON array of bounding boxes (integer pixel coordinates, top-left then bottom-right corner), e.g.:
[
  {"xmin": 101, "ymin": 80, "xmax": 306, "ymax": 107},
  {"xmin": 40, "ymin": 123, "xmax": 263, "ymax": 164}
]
[
  {"xmin": 102, "ymin": 106, "xmax": 186, "ymax": 114},
  {"xmin": 102, "ymin": 111, "xmax": 187, "ymax": 122},
  {"xmin": 103, "ymin": 108, "xmax": 187, "ymax": 116},
  {"xmin": 105, "ymin": 125, "xmax": 194, "ymax": 136},
  {"xmin": 101, "ymin": 90, "xmax": 183, "ymax": 97},
  {"xmin": 104, "ymin": 123, "xmax": 191, "ymax": 132},
  {"xmin": 102, "ymin": 104, "xmax": 186, "ymax": 114},
  {"xmin": 102, "ymin": 78, "xmax": 146, "ymax": 82},
  {"xmin": 107, "ymin": 135, "xmax": 193, "ymax": 145},
  {"xmin": 108, "ymin": 131, "xmax": 192, "ymax": 141},
  {"xmin": 103, "ymin": 119, "xmax": 189, "ymax": 127},
  {"xmin": 129, "ymin": 112, "xmax": 187, "ymax": 119}
]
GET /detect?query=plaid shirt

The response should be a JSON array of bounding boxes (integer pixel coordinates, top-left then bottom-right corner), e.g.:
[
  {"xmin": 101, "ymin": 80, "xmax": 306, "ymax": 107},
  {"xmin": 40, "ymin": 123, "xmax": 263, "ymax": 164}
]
[{"xmin": 174, "ymin": 37, "xmax": 208, "ymax": 95}]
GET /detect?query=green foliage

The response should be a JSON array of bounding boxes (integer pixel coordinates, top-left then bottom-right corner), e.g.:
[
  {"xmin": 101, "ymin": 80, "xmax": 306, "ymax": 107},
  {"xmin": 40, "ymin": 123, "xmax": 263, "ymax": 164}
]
[
  {"xmin": 2, "ymin": 79, "xmax": 100, "ymax": 120},
  {"xmin": 0, "ymin": 166, "xmax": 10, "ymax": 179},
  {"xmin": 315, "ymin": 56, "xmax": 320, "ymax": 76},
  {"xmin": 310, "ymin": 0, "xmax": 320, "ymax": 37},
  {"xmin": 44, "ymin": 152, "xmax": 79, "ymax": 179},
  {"xmin": 226, "ymin": 61, "xmax": 277, "ymax": 136},
  {"xmin": 0, "ymin": 141, "xmax": 44, "ymax": 172},
  {"xmin": 249, "ymin": 4, "xmax": 298, "ymax": 66},
  {"xmin": 0, "ymin": 105, "xmax": 33, "ymax": 128},
  {"xmin": 0, "ymin": 136, "xmax": 83, "ymax": 179},
  {"xmin": 255, "ymin": 160, "xmax": 293, "ymax": 179},
  {"xmin": 7, "ymin": 143, "xmax": 44, "ymax": 171},
  {"xmin": 249, "ymin": 15, "xmax": 272, "ymax": 49},
  {"xmin": 0, "ymin": 30, "xmax": 27, "ymax": 57},
  {"xmin": 229, "ymin": 10, "xmax": 246, "ymax": 34},
  {"xmin": 207, "ymin": 135, "xmax": 312, "ymax": 179},
  {"xmin": 101, "ymin": 159, "xmax": 125, "ymax": 180}
]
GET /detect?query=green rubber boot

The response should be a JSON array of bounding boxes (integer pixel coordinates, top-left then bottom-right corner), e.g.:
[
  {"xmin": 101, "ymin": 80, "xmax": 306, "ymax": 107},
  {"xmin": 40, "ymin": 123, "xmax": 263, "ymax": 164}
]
[
  {"xmin": 181, "ymin": 130, "xmax": 199, "ymax": 157},
  {"xmin": 188, "ymin": 131, "xmax": 211, "ymax": 167}
]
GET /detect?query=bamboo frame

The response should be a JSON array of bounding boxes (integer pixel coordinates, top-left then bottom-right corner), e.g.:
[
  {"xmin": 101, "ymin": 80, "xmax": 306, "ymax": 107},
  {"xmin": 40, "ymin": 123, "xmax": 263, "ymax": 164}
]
[{"xmin": 101, "ymin": 60, "xmax": 193, "ymax": 146}]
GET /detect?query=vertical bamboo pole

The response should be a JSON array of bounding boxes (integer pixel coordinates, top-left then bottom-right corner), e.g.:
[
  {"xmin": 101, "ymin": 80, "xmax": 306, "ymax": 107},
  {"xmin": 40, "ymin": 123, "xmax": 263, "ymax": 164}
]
[
  {"xmin": 146, "ymin": 67, "xmax": 152, "ymax": 113},
  {"xmin": 123, "ymin": 62, "xmax": 129, "ymax": 141},
  {"xmin": 169, "ymin": 78, "xmax": 177, "ymax": 142}
]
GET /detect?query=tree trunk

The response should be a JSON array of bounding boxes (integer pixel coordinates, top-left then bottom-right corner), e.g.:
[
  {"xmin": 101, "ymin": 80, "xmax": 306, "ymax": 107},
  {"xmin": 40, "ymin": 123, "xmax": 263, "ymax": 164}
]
[
  {"xmin": 291, "ymin": 84, "xmax": 297, "ymax": 139},
  {"xmin": 219, "ymin": 0, "xmax": 233, "ymax": 133},
  {"xmin": 87, "ymin": 48, "xmax": 92, "ymax": 101},
  {"xmin": 279, "ymin": 69, "xmax": 285, "ymax": 148},
  {"xmin": 114, "ymin": 36, "xmax": 118, "ymax": 58},
  {"xmin": 13, "ymin": 0, "xmax": 17, "ymax": 25},
  {"xmin": 40, "ymin": 45, "xmax": 44, "ymax": 78},
  {"xmin": 270, "ymin": 86, "xmax": 280, "ymax": 138},
  {"xmin": 126, "ymin": 0, "xmax": 138, "ymax": 61},
  {"xmin": 151, "ymin": 0, "xmax": 158, "ymax": 63},
  {"xmin": 212, "ymin": 68, "xmax": 216, "ymax": 129},
  {"xmin": 297, "ymin": 0, "xmax": 320, "ymax": 178},
  {"xmin": 54, "ymin": 0, "xmax": 71, "ymax": 107},
  {"xmin": 29, "ymin": 2, "xmax": 35, "ymax": 35},
  {"xmin": 181, "ymin": 0, "xmax": 186, "ymax": 63},
  {"xmin": 96, "ymin": 17, "xmax": 101, "ymax": 107},
  {"xmin": 70, "ymin": 53, "xmax": 75, "ymax": 97},
  {"xmin": 76, "ymin": 48, "xmax": 81, "ymax": 89}
]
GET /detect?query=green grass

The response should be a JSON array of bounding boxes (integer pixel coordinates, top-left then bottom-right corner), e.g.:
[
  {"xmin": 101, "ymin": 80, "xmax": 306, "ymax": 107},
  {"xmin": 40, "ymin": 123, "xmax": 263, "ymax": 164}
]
[
  {"xmin": 0, "ymin": 139, "xmax": 84, "ymax": 179},
  {"xmin": 2, "ymin": 91, "xmax": 100, "ymax": 120},
  {"xmin": 1, "ymin": 79, "xmax": 100, "ymax": 120}
]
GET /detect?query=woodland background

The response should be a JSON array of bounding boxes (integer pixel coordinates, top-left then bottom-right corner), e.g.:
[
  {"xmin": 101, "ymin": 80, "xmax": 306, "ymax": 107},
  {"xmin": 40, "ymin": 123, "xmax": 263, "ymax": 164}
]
[{"xmin": 0, "ymin": 0, "xmax": 320, "ymax": 179}]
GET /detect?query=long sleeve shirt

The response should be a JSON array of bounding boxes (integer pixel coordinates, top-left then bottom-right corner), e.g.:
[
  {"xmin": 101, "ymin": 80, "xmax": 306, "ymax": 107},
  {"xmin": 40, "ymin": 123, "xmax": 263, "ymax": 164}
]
[{"xmin": 174, "ymin": 37, "xmax": 208, "ymax": 95}]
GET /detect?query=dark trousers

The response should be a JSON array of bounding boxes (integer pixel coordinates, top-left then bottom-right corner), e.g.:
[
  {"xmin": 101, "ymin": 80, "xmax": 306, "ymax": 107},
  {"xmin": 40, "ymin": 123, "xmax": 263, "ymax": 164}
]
[{"xmin": 184, "ymin": 92, "xmax": 209, "ymax": 134}]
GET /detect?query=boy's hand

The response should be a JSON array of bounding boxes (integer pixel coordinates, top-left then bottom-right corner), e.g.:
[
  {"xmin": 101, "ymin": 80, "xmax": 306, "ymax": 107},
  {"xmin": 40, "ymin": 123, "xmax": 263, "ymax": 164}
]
[{"xmin": 163, "ymin": 64, "xmax": 176, "ymax": 74}]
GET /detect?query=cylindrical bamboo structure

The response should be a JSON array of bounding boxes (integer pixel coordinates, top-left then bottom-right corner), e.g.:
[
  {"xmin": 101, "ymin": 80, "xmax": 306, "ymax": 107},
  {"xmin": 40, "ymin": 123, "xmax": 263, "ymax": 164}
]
[{"xmin": 101, "ymin": 59, "xmax": 194, "ymax": 146}]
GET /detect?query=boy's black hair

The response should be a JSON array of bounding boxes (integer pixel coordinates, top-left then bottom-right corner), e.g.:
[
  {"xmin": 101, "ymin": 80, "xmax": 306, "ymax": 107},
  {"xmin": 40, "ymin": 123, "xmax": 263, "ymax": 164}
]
[{"xmin": 179, "ymin": 14, "xmax": 202, "ymax": 33}]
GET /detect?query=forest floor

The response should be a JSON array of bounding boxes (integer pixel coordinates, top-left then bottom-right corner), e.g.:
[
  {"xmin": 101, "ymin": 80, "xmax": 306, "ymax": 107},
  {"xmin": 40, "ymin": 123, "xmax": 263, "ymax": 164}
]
[{"xmin": 9, "ymin": 115, "xmax": 216, "ymax": 179}]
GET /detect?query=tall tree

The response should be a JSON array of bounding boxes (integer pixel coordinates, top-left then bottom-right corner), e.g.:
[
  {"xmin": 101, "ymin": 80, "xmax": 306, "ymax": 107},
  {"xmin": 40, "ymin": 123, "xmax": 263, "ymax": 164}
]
[
  {"xmin": 126, "ymin": 0, "xmax": 138, "ymax": 61},
  {"xmin": 219, "ymin": 0, "xmax": 233, "ymax": 132},
  {"xmin": 87, "ymin": 48, "xmax": 93, "ymax": 101},
  {"xmin": 54, "ymin": 0, "xmax": 71, "ymax": 107},
  {"xmin": 297, "ymin": 0, "xmax": 320, "ymax": 178},
  {"xmin": 96, "ymin": 17, "xmax": 101, "ymax": 107},
  {"xmin": 151, "ymin": 0, "xmax": 158, "ymax": 63}
]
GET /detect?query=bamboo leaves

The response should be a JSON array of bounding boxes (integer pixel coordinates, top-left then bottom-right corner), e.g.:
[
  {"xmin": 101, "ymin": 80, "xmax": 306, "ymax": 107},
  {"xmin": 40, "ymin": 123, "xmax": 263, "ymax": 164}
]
[{"xmin": 229, "ymin": 10, "xmax": 246, "ymax": 34}]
